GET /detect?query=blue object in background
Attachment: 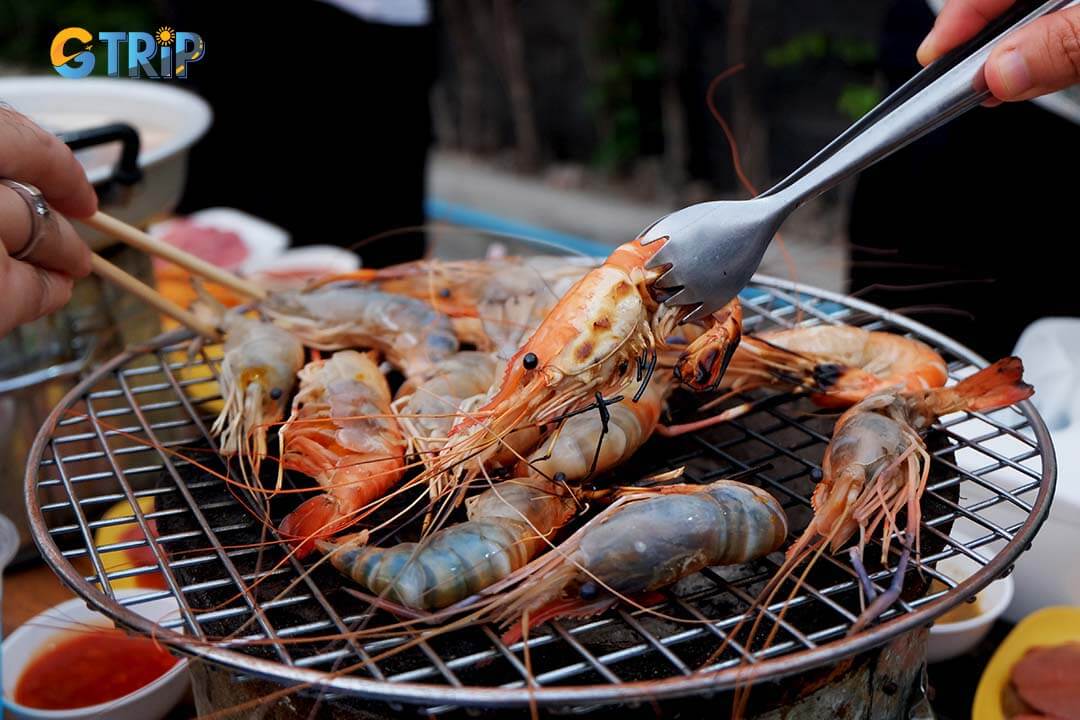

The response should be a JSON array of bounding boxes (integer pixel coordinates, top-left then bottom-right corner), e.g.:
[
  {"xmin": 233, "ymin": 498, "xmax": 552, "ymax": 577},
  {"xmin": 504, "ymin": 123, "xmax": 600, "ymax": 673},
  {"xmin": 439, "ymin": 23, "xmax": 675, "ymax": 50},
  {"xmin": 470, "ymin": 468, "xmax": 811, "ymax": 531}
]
[{"xmin": 425, "ymin": 198, "xmax": 842, "ymax": 316}]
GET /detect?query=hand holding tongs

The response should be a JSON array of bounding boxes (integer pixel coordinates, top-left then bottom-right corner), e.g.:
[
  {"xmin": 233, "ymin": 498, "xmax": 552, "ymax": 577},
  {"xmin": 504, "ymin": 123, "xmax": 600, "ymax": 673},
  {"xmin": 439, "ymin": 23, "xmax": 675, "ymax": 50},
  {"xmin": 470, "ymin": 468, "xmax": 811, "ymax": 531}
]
[{"xmin": 640, "ymin": 0, "xmax": 1078, "ymax": 322}]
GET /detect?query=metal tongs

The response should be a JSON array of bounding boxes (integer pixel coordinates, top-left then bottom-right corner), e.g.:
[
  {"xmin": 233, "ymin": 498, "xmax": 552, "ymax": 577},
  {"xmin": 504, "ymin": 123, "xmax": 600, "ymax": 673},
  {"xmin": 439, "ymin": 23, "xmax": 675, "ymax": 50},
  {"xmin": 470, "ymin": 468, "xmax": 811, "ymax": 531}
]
[{"xmin": 641, "ymin": 0, "xmax": 1078, "ymax": 322}]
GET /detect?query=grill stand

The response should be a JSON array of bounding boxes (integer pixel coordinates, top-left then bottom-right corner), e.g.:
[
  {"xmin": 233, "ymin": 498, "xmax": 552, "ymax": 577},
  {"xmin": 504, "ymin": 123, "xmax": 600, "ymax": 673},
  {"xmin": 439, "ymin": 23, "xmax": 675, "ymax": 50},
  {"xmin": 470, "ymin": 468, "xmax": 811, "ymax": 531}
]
[
  {"xmin": 25, "ymin": 273, "xmax": 1054, "ymax": 714},
  {"xmin": 187, "ymin": 630, "xmax": 928, "ymax": 718}
]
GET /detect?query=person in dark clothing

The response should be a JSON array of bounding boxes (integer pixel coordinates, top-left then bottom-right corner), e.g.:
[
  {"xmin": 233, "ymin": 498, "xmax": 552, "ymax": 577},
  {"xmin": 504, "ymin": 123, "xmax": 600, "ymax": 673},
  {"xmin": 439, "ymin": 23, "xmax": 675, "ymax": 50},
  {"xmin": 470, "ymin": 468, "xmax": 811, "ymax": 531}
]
[
  {"xmin": 168, "ymin": 1, "xmax": 436, "ymax": 267},
  {"xmin": 849, "ymin": 0, "xmax": 1080, "ymax": 358}
]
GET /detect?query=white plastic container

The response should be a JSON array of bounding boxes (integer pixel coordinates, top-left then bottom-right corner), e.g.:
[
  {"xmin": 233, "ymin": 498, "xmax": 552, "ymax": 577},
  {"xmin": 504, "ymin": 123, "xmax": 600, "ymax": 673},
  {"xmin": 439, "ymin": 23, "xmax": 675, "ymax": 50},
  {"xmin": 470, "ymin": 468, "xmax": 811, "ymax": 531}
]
[
  {"xmin": 927, "ymin": 553, "xmax": 1015, "ymax": 662},
  {"xmin": 1, "ymin": 590, "xmax": 189, "ymax": 720},
  {"xmin": 945, "ymin": 319, "xmax": 1080, "ymax": 622}
]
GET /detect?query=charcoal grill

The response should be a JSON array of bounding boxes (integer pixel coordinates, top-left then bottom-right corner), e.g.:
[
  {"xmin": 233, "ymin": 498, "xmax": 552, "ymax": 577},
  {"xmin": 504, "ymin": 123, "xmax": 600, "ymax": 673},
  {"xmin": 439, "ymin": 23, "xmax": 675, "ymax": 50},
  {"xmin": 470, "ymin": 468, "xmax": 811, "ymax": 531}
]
[{"xmin": 24, "ymin": 273, "xmax": 1055, "ymax": 714}]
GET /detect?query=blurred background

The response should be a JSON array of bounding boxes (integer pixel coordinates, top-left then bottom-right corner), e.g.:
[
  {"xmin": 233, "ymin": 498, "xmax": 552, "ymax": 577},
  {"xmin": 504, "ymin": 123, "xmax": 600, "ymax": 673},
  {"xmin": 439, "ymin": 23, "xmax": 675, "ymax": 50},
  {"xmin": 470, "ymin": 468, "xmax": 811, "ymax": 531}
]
[
  {"xmin": 1, "ymin": 7, "xmax": 1078, "ymax": 718},
  {"xmin": 0, "ymin": 0, "xmax": 1077, "ymax": 356}
]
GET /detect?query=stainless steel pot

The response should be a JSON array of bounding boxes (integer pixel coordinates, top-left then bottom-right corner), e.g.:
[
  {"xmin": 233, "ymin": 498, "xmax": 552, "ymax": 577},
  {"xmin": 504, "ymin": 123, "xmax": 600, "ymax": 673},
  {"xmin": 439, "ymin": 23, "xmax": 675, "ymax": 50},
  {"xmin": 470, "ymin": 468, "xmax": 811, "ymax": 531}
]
[{"xmin": 0, "ymin": 78, "xmax": 212, "ymax": 562}]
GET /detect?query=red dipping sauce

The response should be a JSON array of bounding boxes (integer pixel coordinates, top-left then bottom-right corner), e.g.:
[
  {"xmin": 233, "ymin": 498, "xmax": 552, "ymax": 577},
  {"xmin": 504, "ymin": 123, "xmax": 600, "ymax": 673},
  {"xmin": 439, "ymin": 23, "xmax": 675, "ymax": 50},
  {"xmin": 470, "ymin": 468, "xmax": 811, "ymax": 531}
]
[{"xmin": 14, "ymin": 628, "xmax": 179, "ymax": 710}]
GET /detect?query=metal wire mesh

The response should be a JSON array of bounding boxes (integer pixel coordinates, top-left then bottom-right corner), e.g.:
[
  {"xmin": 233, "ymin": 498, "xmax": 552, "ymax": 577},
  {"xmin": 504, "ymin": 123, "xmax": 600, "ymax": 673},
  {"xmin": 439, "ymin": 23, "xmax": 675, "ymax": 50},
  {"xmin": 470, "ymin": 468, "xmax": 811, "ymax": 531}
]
[{"xmin": 25, "ymin": 275, "xmax": 1055, "ymax": 713}]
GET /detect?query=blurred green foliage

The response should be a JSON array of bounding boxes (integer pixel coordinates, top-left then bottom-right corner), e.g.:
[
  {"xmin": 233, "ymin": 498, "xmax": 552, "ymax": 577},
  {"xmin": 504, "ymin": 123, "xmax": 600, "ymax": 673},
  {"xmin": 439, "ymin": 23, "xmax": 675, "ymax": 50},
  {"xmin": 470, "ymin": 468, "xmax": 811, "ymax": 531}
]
[
  {"xmin": 588, "ymin": 0, "xmax": 660, "ymax": 172},
  {"xmin": 837, "ymin": 82, "xmax": 883, "ymax": 121},
  {"xmin": 764, "ymin": 31, "xmax": 877, "ymax": 69},
  {"xmin": 0, "ymin": 0, "xmax": 156, "ymax": 72},
  {"xmin": 765, "ymin": 30, "xmax": 881, "ymax": 120}
]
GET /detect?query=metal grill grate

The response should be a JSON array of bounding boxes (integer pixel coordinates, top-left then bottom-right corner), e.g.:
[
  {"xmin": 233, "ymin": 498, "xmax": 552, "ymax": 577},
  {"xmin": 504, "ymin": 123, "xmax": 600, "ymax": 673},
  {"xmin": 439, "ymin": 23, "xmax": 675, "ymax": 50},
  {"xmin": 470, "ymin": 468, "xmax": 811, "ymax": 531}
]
[{"xmin": 25, "ymin": 275, "xmax": 1055, "ymax": 713}]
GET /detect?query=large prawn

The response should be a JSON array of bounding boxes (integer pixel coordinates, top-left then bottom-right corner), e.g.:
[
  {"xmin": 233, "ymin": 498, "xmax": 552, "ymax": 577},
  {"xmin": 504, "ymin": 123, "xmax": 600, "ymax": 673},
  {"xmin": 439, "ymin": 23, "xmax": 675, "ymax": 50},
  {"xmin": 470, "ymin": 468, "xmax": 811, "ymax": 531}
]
[
  {"xmin": 261, "ymin": 284, "xmax": 459, "ymax": 378},
  {"xmin": 321, "ymin": 476, "xmax": 578, "ymax": 611},
  {"xmin": 661, "ymin": 325, "xmax": 950, "ymax": 435},
  {"xmin": 424, "ymin": 238, "xmax": 742, "ymax": 500},
  {"xmin": 478, "ymin": 479, "xmax": 787, "ymax": 636},
  {"xmin": 210, "ymin": 309, "xmax": 305, "ymax": 477},
  {"xmin": 320, "ymin": 370, "xmax": 677, "ymax": 610},
  {"xmin": 278, "ymin": 350, "xmax": 407, "ymax": 556},
  {"xmin": 729, "ymin": 356, "xmax": 1033, "ymax": 685}
]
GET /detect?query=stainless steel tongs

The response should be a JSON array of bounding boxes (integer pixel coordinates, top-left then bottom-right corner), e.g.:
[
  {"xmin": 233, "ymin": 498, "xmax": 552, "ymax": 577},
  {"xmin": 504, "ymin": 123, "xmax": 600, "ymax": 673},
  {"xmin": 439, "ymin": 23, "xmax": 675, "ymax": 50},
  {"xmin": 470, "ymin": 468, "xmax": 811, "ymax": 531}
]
[{"xmin": 640, "ymin": 0, "xmax": 1078, "ymax": 322}]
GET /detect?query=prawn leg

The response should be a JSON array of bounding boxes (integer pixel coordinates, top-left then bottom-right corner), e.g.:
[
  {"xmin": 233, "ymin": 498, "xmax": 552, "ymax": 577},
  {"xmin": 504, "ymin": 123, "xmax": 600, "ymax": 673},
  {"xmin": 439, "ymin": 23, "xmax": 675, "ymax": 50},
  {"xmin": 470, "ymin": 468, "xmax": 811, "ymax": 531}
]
[{"xmin": 848, "ymin": 538, "xmax": 912, "ymax": 635}]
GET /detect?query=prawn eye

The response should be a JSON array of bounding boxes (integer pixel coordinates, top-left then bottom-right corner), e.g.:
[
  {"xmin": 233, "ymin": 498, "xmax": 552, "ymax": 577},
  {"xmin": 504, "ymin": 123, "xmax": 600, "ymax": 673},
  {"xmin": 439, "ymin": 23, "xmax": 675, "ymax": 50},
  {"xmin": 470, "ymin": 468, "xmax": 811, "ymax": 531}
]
[
  {"xmin": 269, "ymin": 388, "xmax": 283, "ymax": 400},
  {"xmin": 617, "ymin": 359, "xmax": 629, "ymax": 376},
  {"xmin": 438, "ymin": 288, "xmax": 451, "ymax": 298},
  {"xmin": 579, "ymin": 581, "xmax": 598, "ymax": 600},
  {"xmin": 553, "ymin": 472, "xmax": 567, "ymax": 483},
  {"xmin": 522, "ymin": 352, "xmax": 539, "ymax": 370}
]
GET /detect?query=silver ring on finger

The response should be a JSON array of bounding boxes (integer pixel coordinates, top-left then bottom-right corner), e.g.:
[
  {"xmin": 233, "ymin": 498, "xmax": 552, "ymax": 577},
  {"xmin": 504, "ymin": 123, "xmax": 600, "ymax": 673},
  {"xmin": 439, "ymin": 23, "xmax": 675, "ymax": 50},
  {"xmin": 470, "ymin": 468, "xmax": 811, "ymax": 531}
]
[{"xmin": 1, "ymin": 179, "xmax": 53, "ymax": 261}]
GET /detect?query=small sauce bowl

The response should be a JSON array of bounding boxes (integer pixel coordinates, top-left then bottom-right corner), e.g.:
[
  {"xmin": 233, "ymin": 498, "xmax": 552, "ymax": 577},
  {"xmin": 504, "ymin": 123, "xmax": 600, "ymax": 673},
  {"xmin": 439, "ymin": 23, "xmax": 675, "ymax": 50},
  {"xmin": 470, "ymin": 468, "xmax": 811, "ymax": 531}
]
[
  {"xmin": 927, "ymin": 553, "xmax": 1015, "ymax": 663},
  {"xmin": 2, "ymin": 590, "xmax": 189, "ymax": 720}
]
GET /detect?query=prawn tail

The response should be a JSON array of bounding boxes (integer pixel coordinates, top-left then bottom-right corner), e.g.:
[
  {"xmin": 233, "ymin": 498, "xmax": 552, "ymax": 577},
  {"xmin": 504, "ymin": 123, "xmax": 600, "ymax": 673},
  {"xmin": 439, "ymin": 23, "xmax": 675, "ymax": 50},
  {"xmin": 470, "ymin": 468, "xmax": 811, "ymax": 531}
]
[
  {"xmin": 492, "ymin": 561, "xmax": 578, "ymax": 630},
  {"xmin": 279, "ymin": 494, "xmax": 354, "ymax": 558},
  {"xmin": 501, "ymin": 595, "xmax": 615, "ymax": 646},
  {"xmin": 948, "ymin": 356, "xmax": 1034, "ymax": 414}
]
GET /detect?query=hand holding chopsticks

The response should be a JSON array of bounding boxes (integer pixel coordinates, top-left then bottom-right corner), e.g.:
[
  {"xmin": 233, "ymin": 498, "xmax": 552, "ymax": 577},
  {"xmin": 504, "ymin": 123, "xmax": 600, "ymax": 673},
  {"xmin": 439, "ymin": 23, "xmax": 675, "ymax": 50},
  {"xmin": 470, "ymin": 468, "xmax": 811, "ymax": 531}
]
[
  {"xmin": 81, "ymin": 211, "xmax": 267, "ymax": 302},
  {"xmin": 88, "ymin": 252, "xmax": 221, "ymax": 340},
  {"xmin": 0, "ymin": 110, "xmax": 258, "ymax": 342},
  {"xmin": 78, "ymin": 210, "xmax": 270, "ymax": 340}
]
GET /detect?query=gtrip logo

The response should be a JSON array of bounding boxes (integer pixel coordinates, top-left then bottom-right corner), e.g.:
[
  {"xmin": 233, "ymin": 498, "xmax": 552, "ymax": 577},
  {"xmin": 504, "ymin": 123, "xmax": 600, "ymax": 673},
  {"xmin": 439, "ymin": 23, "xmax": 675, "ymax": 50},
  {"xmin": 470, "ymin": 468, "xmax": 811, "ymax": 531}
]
[{"xmin": 51, "ymin": 27, "xmax": 205, "ymax": 79}]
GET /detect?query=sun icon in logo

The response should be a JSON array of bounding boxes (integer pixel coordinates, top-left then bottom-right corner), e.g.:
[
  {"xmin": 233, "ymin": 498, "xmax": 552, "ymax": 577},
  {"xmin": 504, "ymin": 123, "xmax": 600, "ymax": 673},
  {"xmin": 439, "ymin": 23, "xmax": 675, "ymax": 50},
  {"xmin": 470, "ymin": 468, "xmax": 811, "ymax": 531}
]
[{"xmin": 155, "ymin": 26, "xmax": 175, "ymax": 46}]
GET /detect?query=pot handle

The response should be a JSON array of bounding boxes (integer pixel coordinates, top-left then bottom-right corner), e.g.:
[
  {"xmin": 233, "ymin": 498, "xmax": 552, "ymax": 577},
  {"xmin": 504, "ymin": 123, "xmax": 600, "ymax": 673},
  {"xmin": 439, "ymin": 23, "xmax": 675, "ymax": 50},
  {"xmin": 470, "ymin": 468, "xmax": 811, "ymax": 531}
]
[
  {"xmin": 0, "ymin": 339, "xmax": 96, "ymax": 395},
  {"xmin": 58, "ymin": 123, "xmax": 143, "ymax": 200}
]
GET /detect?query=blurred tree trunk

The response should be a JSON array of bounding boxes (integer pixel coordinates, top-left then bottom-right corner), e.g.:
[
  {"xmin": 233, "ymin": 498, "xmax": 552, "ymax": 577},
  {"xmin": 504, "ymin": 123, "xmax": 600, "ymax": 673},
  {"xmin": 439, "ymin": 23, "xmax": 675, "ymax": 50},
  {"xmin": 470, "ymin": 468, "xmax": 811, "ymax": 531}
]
[
  {"xmin": 658, "ymin": 0, "xmax": 688, "ymax": 190},
  {"xmin": 446, "ymin": 2, "xmax": 494, "ymax": 153},
  {"xmin": 727, "ymin": 0, "xmax": 768, "ymax": 192},
  {"xmin": 494, "ymin": 0, "xmax": 540, "ymax": 170}
]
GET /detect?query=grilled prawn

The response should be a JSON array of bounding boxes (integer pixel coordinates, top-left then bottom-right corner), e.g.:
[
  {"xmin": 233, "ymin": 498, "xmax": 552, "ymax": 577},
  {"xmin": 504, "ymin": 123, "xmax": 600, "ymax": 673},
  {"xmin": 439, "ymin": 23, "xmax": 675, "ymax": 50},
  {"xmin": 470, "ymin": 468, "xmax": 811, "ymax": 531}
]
[
  {"xmin": 262, "ymin": 284, "xmax": 458, "ymax": 378},
  {"xmin": 210, "ymin": 310, "xmax": 304, "ymax": 476},
  {"xmin": 485, "ymin": 480, "xmax": 787, "ymax": 631},
  {"xmin": 322, "ymin": 477, "xmax": 578, "ymax": 610},
  {"xmin": 428, "ymin": 239, "xmax": 742, "ymax": 496},
  {"xmin": 740, "ymin": 356, "xmax": 1033, "ymax": 652},
  {"xmin": 663, "ymin": 325, "xmax": 951, "ymax": 435},
  {"xmin": 278, "ymin": 351, "xmax": 406, "ymax": 556}
]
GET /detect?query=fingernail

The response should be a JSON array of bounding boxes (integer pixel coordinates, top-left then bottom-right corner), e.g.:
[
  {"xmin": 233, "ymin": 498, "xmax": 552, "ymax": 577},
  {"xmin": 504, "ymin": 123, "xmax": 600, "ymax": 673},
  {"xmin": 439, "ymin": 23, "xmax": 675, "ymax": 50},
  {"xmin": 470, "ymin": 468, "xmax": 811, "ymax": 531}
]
[
  {"xmin": 916, "ymin": 32, "xmax": 936, "ymax": 65},
  {"xmin": 995, "ymin": 49, "xmax": 1032, "ymax": 97}
]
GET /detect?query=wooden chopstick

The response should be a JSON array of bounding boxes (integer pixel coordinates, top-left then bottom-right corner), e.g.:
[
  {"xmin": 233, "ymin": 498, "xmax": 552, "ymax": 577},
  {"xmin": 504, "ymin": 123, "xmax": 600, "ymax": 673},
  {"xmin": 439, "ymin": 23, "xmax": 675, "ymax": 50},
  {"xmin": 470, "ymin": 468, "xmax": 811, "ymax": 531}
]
[
  {"xmin": 81, "ymin": 211, "xmax": 268, "ymax": 301},
  {"xmin": 90, "ymin": 253, "xmax": 221, "ymax": 340}
]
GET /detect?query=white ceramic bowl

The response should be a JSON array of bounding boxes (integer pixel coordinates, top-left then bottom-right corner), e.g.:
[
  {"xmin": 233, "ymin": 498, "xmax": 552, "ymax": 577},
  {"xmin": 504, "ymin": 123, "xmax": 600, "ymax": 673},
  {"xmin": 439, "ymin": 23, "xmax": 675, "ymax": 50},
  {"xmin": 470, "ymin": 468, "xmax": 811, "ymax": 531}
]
[
  {"xmin": 927, "ymin": 553, "xmax": 1015, "ymax": 663},
  {"xmin": 2, "ymin": 590, "xmax": 189, "ymax": 720}
]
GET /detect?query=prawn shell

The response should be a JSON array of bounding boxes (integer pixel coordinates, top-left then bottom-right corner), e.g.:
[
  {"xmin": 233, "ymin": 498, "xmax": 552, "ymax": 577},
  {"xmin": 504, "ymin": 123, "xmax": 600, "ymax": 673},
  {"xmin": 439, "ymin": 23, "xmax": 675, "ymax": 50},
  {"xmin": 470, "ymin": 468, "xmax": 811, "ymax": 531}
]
[
  {"xmin": 264, "ymin": 286, "xmax": 459, "ymax": 376},
  {"xmin": 326, "ymin": 478, "xmax": 577, "ymax": 610},
  {"xmin": 572, "ymin": 482, "xmax": 787, "ymax": 596}
]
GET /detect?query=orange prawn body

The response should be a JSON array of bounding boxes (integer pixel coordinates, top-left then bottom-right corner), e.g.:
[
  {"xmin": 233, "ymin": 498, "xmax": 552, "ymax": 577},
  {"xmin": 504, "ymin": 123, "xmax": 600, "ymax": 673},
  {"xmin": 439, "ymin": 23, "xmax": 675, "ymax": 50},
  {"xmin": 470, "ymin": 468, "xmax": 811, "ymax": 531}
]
[
  {"xmin": 439, "ymin": 240, "xmax": 667, "ymax": 473},
  {"xmin": 733, "ymin": 326, "xmax": 949, "ymax": 407},
  {"xmin": 279, "ymin": 351, "xmax": 407, "ymax": 556}
]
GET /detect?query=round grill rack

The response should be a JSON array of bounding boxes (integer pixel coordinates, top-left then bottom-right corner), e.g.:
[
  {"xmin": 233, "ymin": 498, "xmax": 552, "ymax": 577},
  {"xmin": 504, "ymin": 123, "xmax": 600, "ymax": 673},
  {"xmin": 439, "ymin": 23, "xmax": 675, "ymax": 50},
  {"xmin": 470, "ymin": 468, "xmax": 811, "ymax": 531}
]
[{"xmin": 25, "ymin": 274, "xmax": 1055, "ymax": 714}]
